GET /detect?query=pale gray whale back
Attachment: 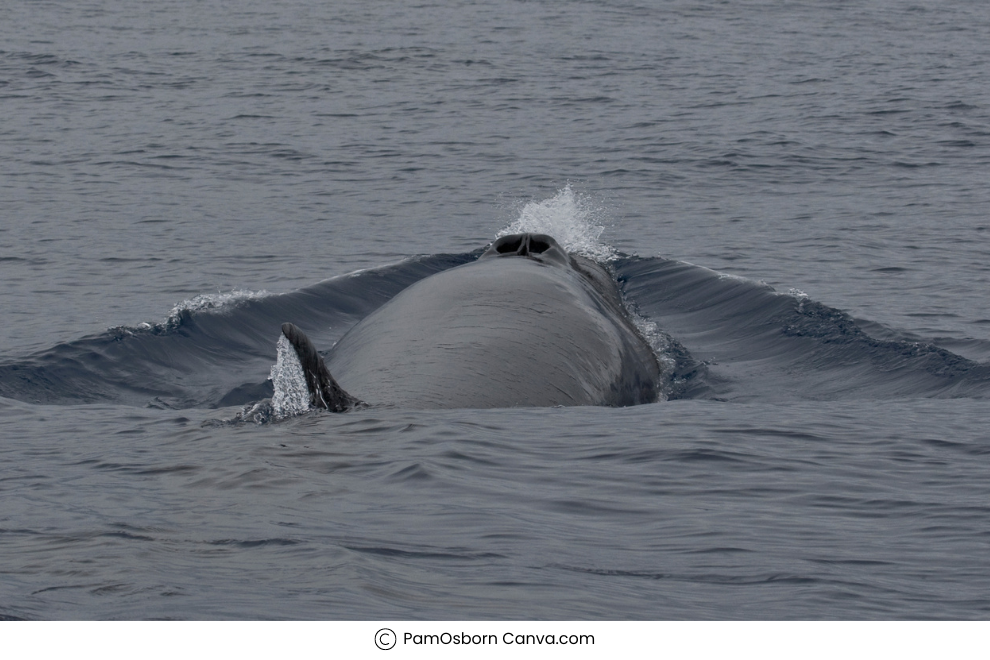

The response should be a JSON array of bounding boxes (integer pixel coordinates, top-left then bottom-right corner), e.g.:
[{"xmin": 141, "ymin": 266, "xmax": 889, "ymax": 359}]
[{"xmin": 285, "ymin": 233, "xmax": 661, "ymax": 410}]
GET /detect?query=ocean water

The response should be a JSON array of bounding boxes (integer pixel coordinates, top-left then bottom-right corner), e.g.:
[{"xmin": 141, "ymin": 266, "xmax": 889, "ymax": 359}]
[{"xmin": 1, "ymin": 0, "xmax": 989, "ymax": 620}]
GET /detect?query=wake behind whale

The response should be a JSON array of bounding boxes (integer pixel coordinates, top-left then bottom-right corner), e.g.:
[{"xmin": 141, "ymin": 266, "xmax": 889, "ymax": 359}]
[
  {"xmin": 618, "ymin": 256, "xmax": 990, "ymax": 401},
  {"xmin": 1, "ymin": 247, "xmax": 987, "ymax": 411},
  {"xmin": 0, "ymin": 188, "xmax": 988, "ymax": 410}
]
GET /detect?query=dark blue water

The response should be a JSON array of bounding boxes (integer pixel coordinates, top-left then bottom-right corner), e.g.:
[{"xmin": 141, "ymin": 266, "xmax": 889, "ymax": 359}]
[{"xmin": 2, "ymin": 0, "xmax": 989, "ymax": 619}]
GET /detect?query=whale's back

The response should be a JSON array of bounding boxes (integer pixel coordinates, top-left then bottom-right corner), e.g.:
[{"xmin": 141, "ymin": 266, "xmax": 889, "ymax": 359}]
[{"xmin": 327, "ymin": 257, "xmax": 660, "ymax": 409}]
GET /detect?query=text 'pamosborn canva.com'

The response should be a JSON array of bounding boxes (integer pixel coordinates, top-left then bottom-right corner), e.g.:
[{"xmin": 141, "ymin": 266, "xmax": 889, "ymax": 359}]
[{"xmin": 393, "ymin": 631, "xmax": 594, "ymax": 647}]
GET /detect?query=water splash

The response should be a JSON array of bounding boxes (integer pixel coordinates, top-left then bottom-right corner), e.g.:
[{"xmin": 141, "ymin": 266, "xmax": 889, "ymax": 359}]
[
  {"xmin": 124, "ymin": 289, "xmax": 272, "ymax": 335},
  {"xmin": 497, "ymin": 185, "xmax": 616, "ymax": 261},
  {"xmin": 629, "ymin": 313, "xmax": 676, "ymax": 402},
  {"xmin": 269, "ymin": 334, "xmax": 311, "ymax": 419},
  {"xmin": 165, "ymin": 290, "xmax": 269, "ymax": 328},
  {"xmin": 787, "ymin": 287, "xmax": 810, "ymax": 313},
  {"xmin": 108, "ymin": 289, "xmax": 272, "ymax": 338}
]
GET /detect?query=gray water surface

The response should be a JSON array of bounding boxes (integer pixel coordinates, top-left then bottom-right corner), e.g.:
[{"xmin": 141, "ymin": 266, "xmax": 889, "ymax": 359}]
[{"xmin": 2, "ymin": 0, "xmax": 989, "ymax": 619}]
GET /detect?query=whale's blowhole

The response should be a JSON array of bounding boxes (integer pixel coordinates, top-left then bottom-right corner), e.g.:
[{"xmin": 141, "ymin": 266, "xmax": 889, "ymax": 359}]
[{"xmin": 482, "ymin": 233, "xmax": 569, "ymax": 267}]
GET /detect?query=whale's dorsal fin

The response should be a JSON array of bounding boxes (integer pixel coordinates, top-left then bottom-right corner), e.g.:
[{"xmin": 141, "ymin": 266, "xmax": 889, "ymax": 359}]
[{"xmin": 281, "ymin": 322, "xmax": 361, "ymax": 412}]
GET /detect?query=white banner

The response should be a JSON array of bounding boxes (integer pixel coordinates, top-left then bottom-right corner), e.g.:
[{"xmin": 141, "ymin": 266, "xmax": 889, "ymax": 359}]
[{"xmin": 5, "ymin": 621, "xmax": 987, "ymax": 660}]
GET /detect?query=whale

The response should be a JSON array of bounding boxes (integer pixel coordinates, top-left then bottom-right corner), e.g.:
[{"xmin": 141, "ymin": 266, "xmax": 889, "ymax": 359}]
[{"xmin": 278, "ymin": 233, "xmax": 662, "ymax": 411}]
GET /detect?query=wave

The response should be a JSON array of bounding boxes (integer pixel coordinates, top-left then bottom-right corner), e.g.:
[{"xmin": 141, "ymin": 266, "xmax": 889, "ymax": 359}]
[
  {"xmin": 0, "ymin": 252, "xmax": 476, "ymax": 408},
  {"xmin": 616, "ymin": 256, "xmax": 990, "ymax": 401},
  {"xmin": 1, "ymin": 247, "xmax": 987, "ymax": 409}
]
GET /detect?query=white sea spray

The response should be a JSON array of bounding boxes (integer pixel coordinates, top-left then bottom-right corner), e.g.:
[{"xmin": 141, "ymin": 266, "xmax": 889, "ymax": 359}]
[
  {"xmin": 269, "ymin": 334, "xmax": 311, "ymax": 419},
  {"xmin": 165, "ymin": 289, "xmax": 270, "ymax": 326},
  {"xmin": 497, "ymin": 184, "xmax": 616, "ymax": 262}
]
